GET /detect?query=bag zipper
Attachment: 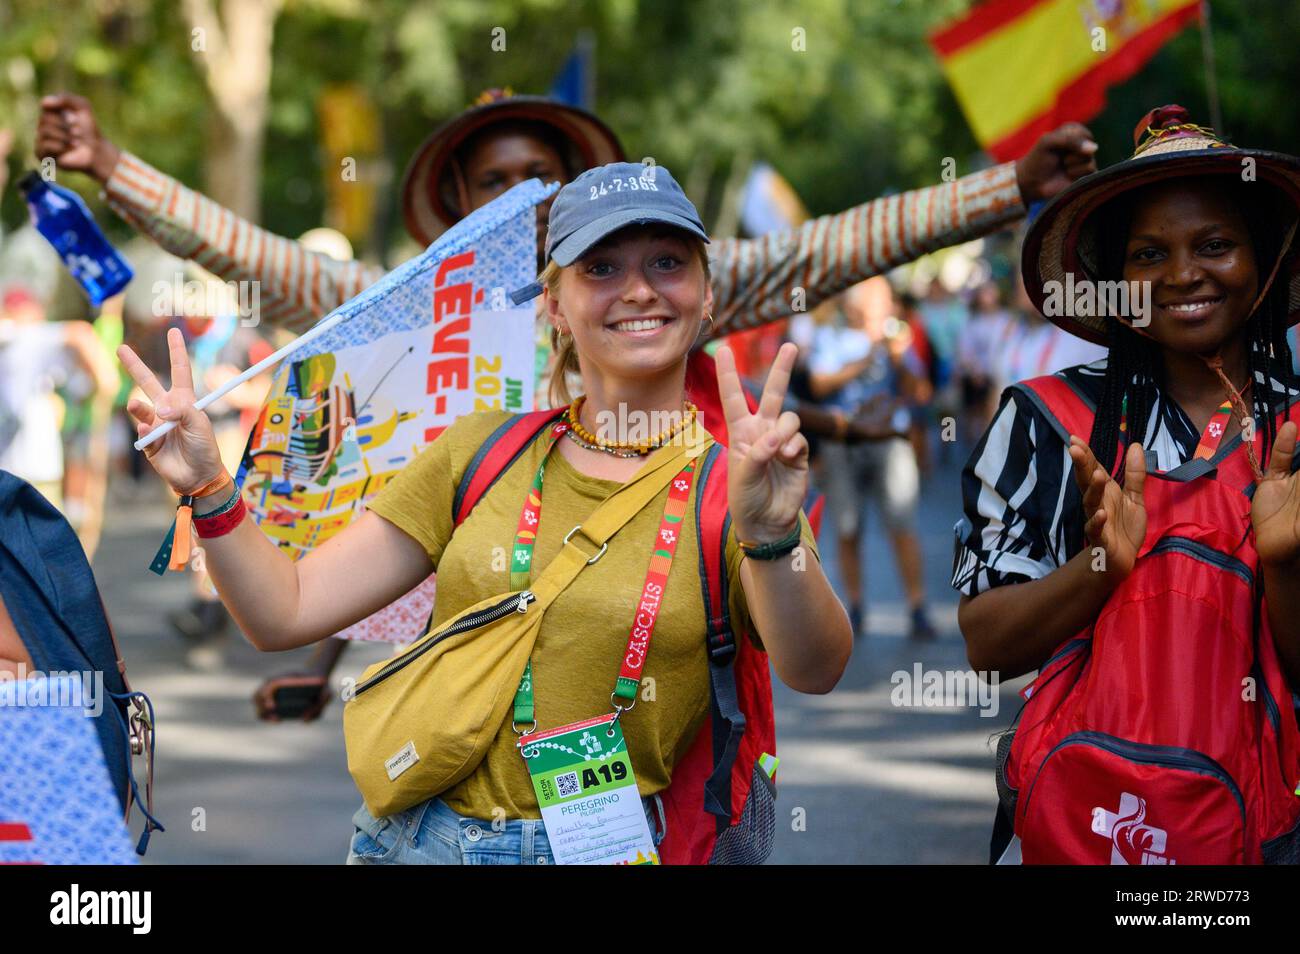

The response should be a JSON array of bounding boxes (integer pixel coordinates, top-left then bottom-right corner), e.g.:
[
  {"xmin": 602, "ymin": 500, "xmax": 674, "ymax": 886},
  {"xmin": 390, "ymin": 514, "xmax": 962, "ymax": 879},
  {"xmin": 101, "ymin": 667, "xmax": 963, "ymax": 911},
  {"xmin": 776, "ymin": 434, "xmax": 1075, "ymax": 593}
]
[
  {"xmin": 1041, "ymin": 637, "xmax": 1088, "ymax": 672},
  {"xmin": 1023, "ymin": 730, "xmax": 1248, "ymax": 831},
  {"xmin": 353, "ymin": 590, "xmax": 536, "ymax": 696},
  {"xmin": 1149, "ymin": 536, "xmax": 1254, "ymax": 587},
  {"xmin": 1022, "ymin": 637, "xmax": 1089, "ymax": 702},
  {"xmin": 1250, "ymin": 658, "xmax": 1282, "ymax": 733},
  {"xmin": 1003, "ymin": 638, "xmax": 1090, "ymax": 803}
]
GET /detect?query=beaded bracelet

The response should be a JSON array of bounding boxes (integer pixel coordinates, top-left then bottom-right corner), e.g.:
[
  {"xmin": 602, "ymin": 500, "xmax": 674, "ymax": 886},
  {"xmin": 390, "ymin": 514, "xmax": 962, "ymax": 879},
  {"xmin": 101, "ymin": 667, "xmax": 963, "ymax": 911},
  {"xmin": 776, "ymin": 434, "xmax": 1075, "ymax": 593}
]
[{"xmin": 737, "ymin": 521, "xmax": 802, "ymax": 561}]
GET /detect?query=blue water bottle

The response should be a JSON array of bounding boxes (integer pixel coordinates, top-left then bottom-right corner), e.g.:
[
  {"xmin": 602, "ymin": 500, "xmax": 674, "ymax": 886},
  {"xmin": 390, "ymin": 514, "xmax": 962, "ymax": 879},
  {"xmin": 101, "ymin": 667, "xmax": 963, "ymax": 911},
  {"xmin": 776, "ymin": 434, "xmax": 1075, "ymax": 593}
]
[{"xmin": 17, "ymin": 171, "xmax": 133, "ymax": 305}]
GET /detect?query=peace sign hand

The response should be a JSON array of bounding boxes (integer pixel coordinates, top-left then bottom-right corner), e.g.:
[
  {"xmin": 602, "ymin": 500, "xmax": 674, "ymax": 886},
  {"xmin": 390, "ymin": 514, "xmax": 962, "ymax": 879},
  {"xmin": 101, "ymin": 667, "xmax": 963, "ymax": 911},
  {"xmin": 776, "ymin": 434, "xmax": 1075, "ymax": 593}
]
[
  {"xmin": 715, "ymin": 342, "xmax": 809, "ymax": 542},
  {"xmin": 1252, "ymin": 420, "xmax": 1300, "ymax": 568},
  {"xmin": 117, "ymin": 327, "xmax": 227, "ymax": 495}
]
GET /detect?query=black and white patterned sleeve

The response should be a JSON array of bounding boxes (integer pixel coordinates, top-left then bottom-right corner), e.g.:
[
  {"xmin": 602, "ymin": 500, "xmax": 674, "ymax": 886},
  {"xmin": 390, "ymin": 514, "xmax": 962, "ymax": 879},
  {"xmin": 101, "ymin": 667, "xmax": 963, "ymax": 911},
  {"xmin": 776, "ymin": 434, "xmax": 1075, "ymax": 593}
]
[{"xmin": 950, "ymin": 388, "xmax": 1083, "ymax": 597}]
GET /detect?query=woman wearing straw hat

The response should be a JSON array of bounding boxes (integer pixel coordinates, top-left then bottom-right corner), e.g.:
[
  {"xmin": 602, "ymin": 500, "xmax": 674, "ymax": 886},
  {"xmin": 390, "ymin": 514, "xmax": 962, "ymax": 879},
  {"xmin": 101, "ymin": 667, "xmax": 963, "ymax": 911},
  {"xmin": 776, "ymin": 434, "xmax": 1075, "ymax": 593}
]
[
  {"xmin": 954, "ymin": 105, "xmax": 1300, "ymax": 864},
  {"xmin": 116, "ymin": 160, "xmax": 852, "ymax": 864}
]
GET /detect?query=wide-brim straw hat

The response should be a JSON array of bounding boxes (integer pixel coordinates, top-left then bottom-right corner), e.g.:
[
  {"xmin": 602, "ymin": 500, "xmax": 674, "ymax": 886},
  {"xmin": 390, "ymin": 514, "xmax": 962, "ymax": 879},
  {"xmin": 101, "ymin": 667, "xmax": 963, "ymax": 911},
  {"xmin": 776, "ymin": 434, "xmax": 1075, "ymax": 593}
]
[
  {"xmin": 1022, "ymin": 104, "xmax": 1300, "ymax": 344},
  {"xmin": 400, "ymin": 88, "xmax": 625, "ymax": 247}
]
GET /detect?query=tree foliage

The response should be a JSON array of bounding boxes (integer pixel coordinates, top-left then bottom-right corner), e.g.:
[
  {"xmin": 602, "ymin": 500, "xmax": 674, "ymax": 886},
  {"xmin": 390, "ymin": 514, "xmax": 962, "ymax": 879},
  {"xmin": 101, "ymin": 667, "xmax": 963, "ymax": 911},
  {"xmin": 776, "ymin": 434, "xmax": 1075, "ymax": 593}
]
[{"xmin": 1, "ymin": 0, "xmax": 1295, "ymax": 257}]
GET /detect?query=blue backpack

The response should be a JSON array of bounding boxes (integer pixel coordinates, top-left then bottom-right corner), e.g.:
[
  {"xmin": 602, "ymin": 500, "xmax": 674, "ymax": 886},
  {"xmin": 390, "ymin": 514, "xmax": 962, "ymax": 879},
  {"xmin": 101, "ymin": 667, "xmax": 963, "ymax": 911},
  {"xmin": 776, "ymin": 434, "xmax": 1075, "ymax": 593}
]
[{"xmin": 0, "ymin": 470, "xmax": 163, "ymax": 853}]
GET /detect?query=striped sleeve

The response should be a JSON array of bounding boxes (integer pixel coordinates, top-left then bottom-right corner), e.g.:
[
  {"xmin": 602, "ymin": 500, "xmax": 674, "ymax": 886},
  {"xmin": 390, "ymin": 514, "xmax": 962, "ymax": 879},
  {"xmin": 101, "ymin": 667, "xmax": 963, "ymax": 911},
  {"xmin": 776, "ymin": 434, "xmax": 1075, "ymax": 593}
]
[
  {"xmin": 705, "ymin": 162, "xmax": 1024, "ymax": 339},
  {"xmin": 950, "ymin": 387, "xmax": 1083, "ymax": 597},
  {"xmin": 104, "ymin": 151, "xmax": 386, "ymax": 334}
]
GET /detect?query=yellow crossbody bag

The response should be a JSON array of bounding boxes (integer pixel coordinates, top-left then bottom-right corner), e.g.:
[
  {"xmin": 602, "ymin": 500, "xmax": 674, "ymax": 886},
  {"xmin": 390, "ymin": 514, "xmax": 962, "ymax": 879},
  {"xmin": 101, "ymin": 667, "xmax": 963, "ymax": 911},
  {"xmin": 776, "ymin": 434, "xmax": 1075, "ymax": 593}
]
[{"xmin": 343, "ymin": 437, "xmax": 707, "ymax": 818}]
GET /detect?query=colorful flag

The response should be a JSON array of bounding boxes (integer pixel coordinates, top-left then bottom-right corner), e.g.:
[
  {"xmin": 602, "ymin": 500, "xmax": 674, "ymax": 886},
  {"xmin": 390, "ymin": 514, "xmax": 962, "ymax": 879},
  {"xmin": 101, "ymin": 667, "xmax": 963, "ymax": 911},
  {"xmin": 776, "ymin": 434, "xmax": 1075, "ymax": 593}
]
[
  {"xmin": 234, "ymin": 179, "xmax": 553, "ymax": 643},
  {"xmin": 930, "ymin": 0, "xmax": 1201, "ymax": 162}
]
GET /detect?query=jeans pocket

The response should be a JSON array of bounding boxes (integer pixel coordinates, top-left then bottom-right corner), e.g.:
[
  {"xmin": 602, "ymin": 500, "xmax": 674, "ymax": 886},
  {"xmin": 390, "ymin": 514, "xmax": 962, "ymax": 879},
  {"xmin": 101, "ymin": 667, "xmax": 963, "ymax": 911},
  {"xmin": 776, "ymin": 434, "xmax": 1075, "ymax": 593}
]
[
  {"xmin": 347, "ymin": 803, "xmax": 402, "ymax": 864},
  {"xmin": 348, "ymin": 827, "xmax": 400, "ymax": 863}
]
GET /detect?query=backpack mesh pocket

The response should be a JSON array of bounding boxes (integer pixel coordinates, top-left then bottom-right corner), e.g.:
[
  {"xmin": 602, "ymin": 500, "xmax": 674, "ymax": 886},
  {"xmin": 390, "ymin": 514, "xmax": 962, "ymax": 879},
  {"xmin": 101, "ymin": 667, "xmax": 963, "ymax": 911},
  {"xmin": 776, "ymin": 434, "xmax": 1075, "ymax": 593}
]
[
  {"xmin": 708, "ymin": 762, "xmax": 777, "ymax": 865},
  {"xmin": 1263, "ymin": 814, "xmax": 1300, "ymax": 865},
  {"xmin": 994, "ymin": 728, "xmax": 1018, "ymax": 820}
]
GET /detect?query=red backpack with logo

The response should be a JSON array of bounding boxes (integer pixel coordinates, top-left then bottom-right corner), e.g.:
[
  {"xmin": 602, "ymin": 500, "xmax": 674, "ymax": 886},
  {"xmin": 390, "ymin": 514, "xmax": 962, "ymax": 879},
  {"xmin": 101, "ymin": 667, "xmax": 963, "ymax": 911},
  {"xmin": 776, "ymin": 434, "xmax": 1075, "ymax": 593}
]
[
  {"xmin": 451, "ymin": 400, "xmax": 792, "ymax": 864},
  {"xmin": 997, "ymin": 373, "xmax": 1300, "ymax": 865}
]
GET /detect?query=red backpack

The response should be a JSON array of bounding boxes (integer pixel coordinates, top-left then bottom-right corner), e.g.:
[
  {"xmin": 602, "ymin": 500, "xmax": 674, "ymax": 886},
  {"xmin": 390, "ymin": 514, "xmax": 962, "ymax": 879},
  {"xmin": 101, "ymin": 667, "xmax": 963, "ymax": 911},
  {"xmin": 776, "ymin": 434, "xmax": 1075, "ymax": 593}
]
[
  {"xmin": 450, "ymin": 404, "xmax": 782, "ymax": 864},
  {"xmin": 998, "ymin": 373, "xmax": 1300, "ymax": 864}
]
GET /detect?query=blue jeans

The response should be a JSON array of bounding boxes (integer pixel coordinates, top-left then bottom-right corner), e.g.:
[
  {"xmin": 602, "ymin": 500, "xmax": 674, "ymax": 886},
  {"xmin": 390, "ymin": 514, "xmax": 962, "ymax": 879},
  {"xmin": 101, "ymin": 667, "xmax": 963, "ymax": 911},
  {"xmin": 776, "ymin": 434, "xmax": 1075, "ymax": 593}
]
[{"xmin": 345, "ymin": 794, "xmax": 667, "ymax": 865}]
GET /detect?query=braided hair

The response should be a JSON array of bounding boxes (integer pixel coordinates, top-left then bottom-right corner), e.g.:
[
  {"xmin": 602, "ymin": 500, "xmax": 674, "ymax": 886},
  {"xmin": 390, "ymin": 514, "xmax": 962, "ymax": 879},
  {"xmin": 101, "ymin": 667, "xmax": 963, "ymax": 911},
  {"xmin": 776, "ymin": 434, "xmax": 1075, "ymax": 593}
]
[{"xmin": 1088, "ymin": 175, "xmax": 1298, "ymax": 477}]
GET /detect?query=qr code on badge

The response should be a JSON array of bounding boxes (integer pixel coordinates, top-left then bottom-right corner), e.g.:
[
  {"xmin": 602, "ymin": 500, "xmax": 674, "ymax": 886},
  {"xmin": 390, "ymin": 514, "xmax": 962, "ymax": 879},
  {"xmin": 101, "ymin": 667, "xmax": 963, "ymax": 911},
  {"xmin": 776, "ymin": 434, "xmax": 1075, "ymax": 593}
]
[{"xmin": 555, "ymin": 771, "xmax": 580, "ymax": 797}]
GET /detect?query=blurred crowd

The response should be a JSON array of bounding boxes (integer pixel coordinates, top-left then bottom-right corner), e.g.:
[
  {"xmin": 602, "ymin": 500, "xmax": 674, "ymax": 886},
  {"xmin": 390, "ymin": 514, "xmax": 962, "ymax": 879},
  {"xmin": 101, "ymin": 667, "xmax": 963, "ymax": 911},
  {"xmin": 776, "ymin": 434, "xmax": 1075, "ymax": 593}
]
[{"xmin": 775, "ymin": 264, "xmax": 1105, "ymax": 639}]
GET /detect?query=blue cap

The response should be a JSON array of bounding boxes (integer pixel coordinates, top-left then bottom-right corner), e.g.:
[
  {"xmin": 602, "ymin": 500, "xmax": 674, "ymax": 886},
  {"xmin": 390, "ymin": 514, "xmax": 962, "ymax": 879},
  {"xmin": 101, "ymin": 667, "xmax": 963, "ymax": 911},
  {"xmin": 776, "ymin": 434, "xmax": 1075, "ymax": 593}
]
[
  {"xmin": 553, "ymin": 161, "xmax": 710, "ymax": 261},
  {"xmin": 511, "ymin": 162, "xmax": 707, "ymax": 305}
]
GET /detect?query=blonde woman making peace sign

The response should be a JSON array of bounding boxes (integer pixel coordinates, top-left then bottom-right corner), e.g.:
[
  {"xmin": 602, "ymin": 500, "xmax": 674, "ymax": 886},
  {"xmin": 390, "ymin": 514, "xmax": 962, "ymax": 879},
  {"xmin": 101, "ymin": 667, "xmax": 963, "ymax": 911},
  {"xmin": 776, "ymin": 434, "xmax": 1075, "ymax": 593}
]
[{"xmin": 118, "ymin": 162, "xmax": 852, "ymax": 864}]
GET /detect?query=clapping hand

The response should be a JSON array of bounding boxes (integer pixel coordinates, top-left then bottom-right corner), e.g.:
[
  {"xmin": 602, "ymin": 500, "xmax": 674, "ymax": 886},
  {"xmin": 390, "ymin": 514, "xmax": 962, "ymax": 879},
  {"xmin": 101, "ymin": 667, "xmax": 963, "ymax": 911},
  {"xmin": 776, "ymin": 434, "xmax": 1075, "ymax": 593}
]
[
  {"xmin": 1069, "ymin": 436, "xmax": 1147, "ymax": 577},
  {"xmin": 1252, "ymin": 421, "xmax": 1300, "ymax": 569}
]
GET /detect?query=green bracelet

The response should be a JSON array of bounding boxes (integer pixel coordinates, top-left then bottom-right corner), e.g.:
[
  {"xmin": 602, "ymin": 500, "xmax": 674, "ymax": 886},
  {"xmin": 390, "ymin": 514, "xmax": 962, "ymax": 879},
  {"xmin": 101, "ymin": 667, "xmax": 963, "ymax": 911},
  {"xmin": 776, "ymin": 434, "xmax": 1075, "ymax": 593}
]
[
  {"xmin": 194, "ymin": 484, "xmax": 241, "ymax": 521},
  {"xmin": 737, "ymin": 522, "xmax": 802, "ymax": 561}
]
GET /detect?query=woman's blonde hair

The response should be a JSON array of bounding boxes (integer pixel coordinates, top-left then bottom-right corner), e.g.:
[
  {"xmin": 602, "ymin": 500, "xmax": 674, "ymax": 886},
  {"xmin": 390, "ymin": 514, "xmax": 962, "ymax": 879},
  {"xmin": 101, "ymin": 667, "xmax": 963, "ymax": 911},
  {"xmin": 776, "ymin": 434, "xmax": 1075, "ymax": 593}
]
[{"xmin": 544, "ymin": 236, "xmax": 711, "ymax": 407}]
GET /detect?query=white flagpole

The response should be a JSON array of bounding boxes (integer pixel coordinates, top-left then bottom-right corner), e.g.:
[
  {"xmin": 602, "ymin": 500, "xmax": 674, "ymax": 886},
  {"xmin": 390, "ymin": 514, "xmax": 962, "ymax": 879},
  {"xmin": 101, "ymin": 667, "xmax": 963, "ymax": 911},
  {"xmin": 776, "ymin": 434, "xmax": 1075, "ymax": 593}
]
[
  {"xmin": 1200, "ymin": 0, "xmax": 1224, "ymax": 134},
  {"xmin": 132, "ymin": 308, "xmax": 348, "ymax": 451}
]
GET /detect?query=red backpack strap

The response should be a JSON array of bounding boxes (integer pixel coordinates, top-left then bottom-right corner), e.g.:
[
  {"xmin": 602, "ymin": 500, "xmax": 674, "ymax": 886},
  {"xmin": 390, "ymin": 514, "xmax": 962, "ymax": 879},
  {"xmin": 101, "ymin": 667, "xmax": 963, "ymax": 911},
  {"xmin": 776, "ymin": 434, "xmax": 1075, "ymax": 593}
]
[
  {"xmin": 692, "ymin": 443, "xmax": 749, "ymax": 825},
  {"xmin": 803, "ymin": 486, "xmax": 825, "ymax": 538},
  {"xmin": 1012, "ymin": 373, "xmax": 1098, "ymax": 447},
  {"xmin": 685, "ymin": 349, "xmax": 760, "ymax": 447},
  {"xmin": 452, "ymin": 406, "xmax": 567, "ymax": 527}
]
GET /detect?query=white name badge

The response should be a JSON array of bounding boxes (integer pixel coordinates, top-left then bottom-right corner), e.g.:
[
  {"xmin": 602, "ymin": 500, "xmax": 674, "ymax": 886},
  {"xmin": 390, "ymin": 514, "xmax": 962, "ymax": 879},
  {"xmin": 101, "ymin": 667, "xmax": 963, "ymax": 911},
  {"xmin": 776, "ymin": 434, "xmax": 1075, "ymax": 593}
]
[{"xmin": 519, "ymin": 714, "xmax": 658, "ymax": 865}]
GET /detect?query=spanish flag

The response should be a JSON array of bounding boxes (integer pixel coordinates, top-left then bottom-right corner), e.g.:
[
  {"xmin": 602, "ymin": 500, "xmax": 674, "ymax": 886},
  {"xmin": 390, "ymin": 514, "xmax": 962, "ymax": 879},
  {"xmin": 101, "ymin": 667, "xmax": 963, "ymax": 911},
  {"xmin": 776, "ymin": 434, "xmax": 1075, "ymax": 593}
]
[{"xmin": 931, "ymin": 0, "xmax": 1202, "ymax": 162}]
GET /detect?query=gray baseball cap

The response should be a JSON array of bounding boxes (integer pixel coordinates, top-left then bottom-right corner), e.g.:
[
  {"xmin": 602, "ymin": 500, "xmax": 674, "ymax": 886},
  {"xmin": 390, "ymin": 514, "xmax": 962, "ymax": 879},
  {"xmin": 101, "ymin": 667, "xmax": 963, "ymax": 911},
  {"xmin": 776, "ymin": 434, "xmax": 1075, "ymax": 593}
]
[{"xmin": 511, "ymin": 161, "xmax": 708, "ymax": 304}]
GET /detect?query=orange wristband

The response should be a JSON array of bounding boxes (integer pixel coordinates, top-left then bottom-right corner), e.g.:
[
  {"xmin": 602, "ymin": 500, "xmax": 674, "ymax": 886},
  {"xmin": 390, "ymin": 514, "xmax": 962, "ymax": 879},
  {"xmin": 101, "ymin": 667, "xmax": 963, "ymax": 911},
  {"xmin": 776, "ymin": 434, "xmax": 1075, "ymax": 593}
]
[
  {"xmin": 183, "ymin": 471, "xmax": 233, "ymax": 500},
  {"xmin": 168, "ymin": 471, "xmax": 233, "ymax": 571}
]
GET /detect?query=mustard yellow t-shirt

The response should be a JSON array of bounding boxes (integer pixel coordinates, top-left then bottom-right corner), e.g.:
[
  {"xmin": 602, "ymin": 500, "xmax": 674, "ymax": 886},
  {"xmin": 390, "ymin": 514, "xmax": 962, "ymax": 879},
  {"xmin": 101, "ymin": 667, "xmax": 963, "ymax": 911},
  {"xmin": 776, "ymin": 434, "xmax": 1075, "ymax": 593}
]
[{"xmin": 365, "ymin": 409, "xmax": 819, "ymax": 820}]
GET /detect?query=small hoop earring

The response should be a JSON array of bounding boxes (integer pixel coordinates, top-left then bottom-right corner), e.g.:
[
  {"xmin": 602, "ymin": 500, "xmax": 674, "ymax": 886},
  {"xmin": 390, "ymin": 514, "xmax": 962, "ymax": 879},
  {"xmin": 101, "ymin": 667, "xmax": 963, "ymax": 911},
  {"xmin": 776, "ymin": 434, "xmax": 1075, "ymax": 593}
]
[{"xmin": 698, "ymin": 312, "xmax": 715, "ymax": 339}]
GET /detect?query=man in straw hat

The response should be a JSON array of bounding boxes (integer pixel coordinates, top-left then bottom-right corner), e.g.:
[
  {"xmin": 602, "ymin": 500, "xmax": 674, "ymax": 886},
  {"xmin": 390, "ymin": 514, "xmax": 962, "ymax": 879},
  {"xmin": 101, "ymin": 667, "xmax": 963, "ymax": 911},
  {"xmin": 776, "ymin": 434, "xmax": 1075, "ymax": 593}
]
[{"xmin": 954, "ymin": 104, "xmax": 1300, "ymax": 863}]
